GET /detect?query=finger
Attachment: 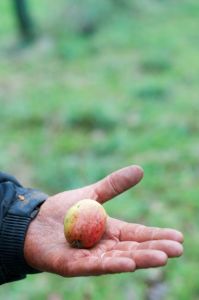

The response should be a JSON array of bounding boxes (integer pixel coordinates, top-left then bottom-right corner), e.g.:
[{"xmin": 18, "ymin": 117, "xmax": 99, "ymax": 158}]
[
  {"xmin": 102, "ymin": 249, "xmax": 168, "ymax": 269},
  {"xmin": 65, "ymin": 256, "xmax": 135, "ymax": 276},
  {"xmin": 91, "ymin": 165, "xmax": 144, "ymax": 203},
  {"xmin": 133, "ymin": 250, "xmax": 168, "ymax": 269},
  {"xmin": 115, "ymin": 220, "xmax": 184, "ymax": 243},
  {"xmin": 114, "ymin": 240, "xmax": 183, "ymax": 258}
]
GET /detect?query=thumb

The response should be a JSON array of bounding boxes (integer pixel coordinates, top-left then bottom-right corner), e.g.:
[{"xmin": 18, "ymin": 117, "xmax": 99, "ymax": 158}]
[{"xmin": 92, "ymin": 165, "xmax": 144, "ymax": 204}]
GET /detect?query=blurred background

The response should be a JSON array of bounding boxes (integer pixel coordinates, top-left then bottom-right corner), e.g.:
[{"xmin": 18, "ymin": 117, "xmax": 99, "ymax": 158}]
[{"xmin": 0, "ymin": 0, "xmax": 198, "ymax": 299}]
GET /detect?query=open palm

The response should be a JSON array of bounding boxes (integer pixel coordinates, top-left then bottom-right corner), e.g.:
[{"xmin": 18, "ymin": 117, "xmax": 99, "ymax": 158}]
[{"xmin": 24, "ymin": 165, "xmax": 183, "ymax": 276}]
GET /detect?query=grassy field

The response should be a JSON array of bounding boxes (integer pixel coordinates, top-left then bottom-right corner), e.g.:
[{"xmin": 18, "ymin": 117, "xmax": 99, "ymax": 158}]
[{"xmin": 0, "ymin": 0, "xmax": 199, "ymax": 299}]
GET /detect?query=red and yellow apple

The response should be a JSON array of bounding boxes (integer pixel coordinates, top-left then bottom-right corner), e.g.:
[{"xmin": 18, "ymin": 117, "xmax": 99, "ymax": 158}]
[{"xmin": 64, "ymin": 199, "xmax": 107, "ymax": 249}]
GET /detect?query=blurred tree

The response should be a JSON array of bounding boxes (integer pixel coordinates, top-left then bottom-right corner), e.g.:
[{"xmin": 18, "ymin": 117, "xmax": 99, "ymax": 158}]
[{"xmin": 12, "ymin": 0, "xmax": 35, "ymax": 42}]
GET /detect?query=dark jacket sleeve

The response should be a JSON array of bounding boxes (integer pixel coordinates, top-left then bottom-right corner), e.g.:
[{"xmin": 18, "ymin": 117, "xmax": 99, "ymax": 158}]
[{"xmin": 0, "ymin": 172, "xmax": 48, "ymax": 285}]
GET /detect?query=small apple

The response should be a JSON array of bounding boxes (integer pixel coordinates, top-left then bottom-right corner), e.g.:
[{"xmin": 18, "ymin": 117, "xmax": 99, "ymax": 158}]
[{"xmin": 64, "ymin": 199, "xmax": 107, "ymax": 249}]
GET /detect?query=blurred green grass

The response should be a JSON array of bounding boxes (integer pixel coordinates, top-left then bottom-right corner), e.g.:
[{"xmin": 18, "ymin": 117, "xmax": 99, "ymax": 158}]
[{"xmin": 0, "ymin": 0, "xmax": 199, "ymax": 299}]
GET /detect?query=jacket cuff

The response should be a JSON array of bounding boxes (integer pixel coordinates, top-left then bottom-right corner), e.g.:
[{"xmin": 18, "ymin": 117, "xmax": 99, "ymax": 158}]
[{"xmin": 0, "ymin": 188, "xmax": 48, "ymax": 284}]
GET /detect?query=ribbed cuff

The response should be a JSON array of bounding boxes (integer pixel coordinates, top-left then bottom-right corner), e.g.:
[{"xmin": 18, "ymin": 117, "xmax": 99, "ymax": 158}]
[
  {"xmin": 0, "ymin": 173, "xmax": 48, "ymax": 285},
  {"xmin": 0, "ymin": 213, "xmax": 40, "ymax": 284}
]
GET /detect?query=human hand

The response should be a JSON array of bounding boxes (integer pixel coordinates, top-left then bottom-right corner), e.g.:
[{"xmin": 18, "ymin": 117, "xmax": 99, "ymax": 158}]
[{"xmin": 24, "ymin": 165, "xmax": 183, "ymax": 276}]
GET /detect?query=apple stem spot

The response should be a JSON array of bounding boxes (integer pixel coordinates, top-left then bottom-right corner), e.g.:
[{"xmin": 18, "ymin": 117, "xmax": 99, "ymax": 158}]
[{"xmin": 71, "ymin": 240, "xmax": 83, "ymax": 249}]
